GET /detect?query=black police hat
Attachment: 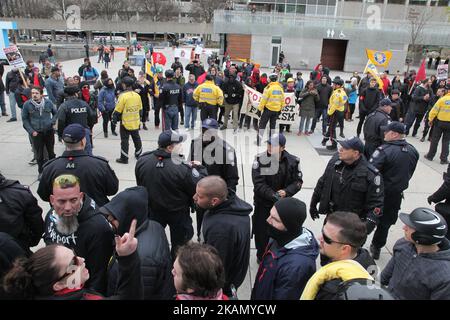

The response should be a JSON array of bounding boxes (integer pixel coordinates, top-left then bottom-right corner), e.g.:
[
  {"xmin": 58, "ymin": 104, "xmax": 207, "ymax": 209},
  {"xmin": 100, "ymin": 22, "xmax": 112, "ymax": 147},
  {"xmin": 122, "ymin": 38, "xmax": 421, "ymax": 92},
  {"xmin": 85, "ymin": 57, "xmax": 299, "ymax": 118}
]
[
  {"xmin": 64, "ymin": 85, "xmax": 80, "ymax": 95},
  {"xmin": 63, "ymin": 123, "xmax": 85, "ymax": 144},
  {"xmin": 381, "ymin": 121, "xmax": 406, "ymax": 134},
  {"xmin": 266, "ymin": 133, "xmax": 286, "ymax": 147},
  {"xmin": 158, "ymin": 130, "xmax": 186, "ymax": 148},
  {"xmin": 122, "ymin": 76, "xmax": 135, "ymax": 87},
  {"xmin": 202, "ymin": 118, "xmax": 219, "ymax": 130},
  {"xmin": 165, "ymin": 69, "xmax": 174, "ymax": 78},
  {"xmin": 332, "ymin": 76, "xmax": 344, "ymax": 86},
  {"xmin": 337, "ymin": 136, "xmax": 364, "ymax": 153}
]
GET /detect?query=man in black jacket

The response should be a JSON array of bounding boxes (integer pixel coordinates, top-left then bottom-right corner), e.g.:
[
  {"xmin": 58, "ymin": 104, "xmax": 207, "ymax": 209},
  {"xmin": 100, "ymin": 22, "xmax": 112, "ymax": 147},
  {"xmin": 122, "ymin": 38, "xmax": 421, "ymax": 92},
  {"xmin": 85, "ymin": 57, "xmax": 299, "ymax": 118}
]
[
  {"xmin": 57, "ymin": 86, "xmax": 97, "ymax": 155},
  {"xmin": 310, "ymin": 136, "xmax": 384, "ymax": 236},
  {"xmin": 0, "ymin": 63, "xmax": 8, "ymax": 117},
  {"xmin": 357, "ymin": 78, "xmax": 381, "ymax": 137},
  {"xmin": 186, "ymin": 60, "xmax": 206, "ymax": 80},
  {"xmin": 220, "ymin": 73, "xmax": 244, "ymax": 133},
  {"xmin": 43, "ymin": 174, "xmax": 114, "ymax": 295},
  {"xmin": 389, "ymin": 89, "xmax": 405, "ymax": 122},
  {"xmin": 189, "ymin": 118, "xmax": 239, "ymax": 239},
  {"xmin": 38, "ymin": 124, "xmax": 119, "ymax": 207},
  {"xmin": 428, "ymin": 163, "xmax": 450, "ymax": 239},
  {"xmin": 194, "ymin": 176, "xmax": 252, "ymax": 297},
  {"xmin": 5, "ymin": 67, "xmax": 21, "ymax": 122},
  {"xmin": 160, "ymin": 69, "xmax": 182, "ymax": 131},
  {"xmin": 102, "ymin": 186, "xmax": 175, "ymax": 299},
  {"xmin": 0, "ymin": 173, "xmax": 44, "ymax": 255},
  {"xmin": 368, "ymin": 122, "xmax": 419, "ymax": 259},
  {"xmin": 405, "ymin": 78, "xmax": 433, "ymax": 136},
  {"xmin": 252, "ymin": 133, "xmax": 303, "ymax": 261},
  {"xmin": 363, "ymin": 98, "xmax": 393, "ymax": 159},
  {"xmin": 135, "ymin": 130, "xmax": 208, "ymax": 258},
  {"xmin": 311, "ymin": 76, "xmax": 333, "ymax": 134}
]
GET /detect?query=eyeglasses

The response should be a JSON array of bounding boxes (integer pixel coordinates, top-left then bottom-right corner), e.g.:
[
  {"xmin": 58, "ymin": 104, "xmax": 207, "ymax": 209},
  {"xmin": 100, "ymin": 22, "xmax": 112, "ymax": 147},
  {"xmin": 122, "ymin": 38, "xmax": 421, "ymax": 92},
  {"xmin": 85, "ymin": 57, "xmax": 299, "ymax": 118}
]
[
  {"xmin": 55, "ymin": 250, "xmax": 80, "ymax": 283},
  {"xmin": 321, "ymin": 228, "xmax": 354, "ymax": 247}
]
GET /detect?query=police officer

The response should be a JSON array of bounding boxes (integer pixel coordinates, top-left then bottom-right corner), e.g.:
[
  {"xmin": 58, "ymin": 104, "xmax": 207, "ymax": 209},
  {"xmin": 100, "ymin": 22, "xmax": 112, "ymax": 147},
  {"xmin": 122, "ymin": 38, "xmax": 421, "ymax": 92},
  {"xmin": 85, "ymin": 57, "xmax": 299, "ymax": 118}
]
[
  {"xmin": 38, "ymin": 124, "xmax": 119, "ymax": 207},
  {"xmin": 428, "ymin": 163, "xmax": 450, "ymax": 238},
  {"xmin": 310, "ymin": 136, "xmax": 384, "ymax": 236},
  {"xmin": 113, "ymin": 76, "xmax": 143, "ymax": 164},
  {"xmin": 252, "ymin": 133, "xmax": 303, "ymax": 261},
  {"xmin": 0, "ymin": 172, "xmax": 43, "ymax": 255},
  {"xmin": 152, "ymin": 66, "xmax": 165, "ymax": 129},
  {"xmin": 189, "ymin": 118, "xmax": 239, "ymax": 239},
  {"xmin": 160, "ymin": 69, "xmax": 182, "ymax": 131},
  {"xmin": 257, "ymin": 73, "xmax": 285, "ymax": 146},
  {"xmin": 57, "ymin": 85, "xmax": 97, "ymax": 155},
  {"xmin": 322, "ymin": 76, "xmax": 347, "ymax": 150},
  {"xmin": 193, "ymin": 74, "xmax": 224, "ymax": 121},
  {"xmin": 368, "ymin": 121, "xmax": 419, "ymax": 259},
  {"xmin": 363, "ymin": 98, "xmax": 393, "ymax": 159},
  {"xmin": 135, "ymin": 130, "xmax": 208, "ymax": 258}
]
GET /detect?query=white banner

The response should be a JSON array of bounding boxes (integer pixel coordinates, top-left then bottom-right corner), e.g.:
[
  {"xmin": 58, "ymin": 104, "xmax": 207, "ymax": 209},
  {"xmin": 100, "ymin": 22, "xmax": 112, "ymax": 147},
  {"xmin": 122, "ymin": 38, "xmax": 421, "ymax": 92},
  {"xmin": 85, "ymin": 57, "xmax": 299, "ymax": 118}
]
[
  {"xmin": 437, "ymin": 64, "xmax": 448, "ymax": 80},
  {"xmin": 241, "ymin": 85, "xmax": 297, "ymax": 125},
  {"xmin": 195, "ymin": 45, "xmax": 203, "ymax": 55},
  {"xmin": 3, "ymin": 45, "xmax": 26, "ymax": 68},
  {"xmin": 174, "ymin": 48, "xmax": 190, "ymax": 60}
]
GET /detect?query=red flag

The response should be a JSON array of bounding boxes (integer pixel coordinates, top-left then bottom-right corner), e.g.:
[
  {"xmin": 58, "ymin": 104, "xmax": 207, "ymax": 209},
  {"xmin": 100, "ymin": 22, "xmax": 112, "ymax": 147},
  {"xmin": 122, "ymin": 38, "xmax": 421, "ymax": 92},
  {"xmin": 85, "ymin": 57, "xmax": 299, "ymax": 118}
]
[
  {"xmin": 152, "ymin": 52, "xmax": 167, "ymax": 66},
  {"xmin": 197, "ymin": 72, "xmax": 207, "ymax": 84},
  {"xmin": 415, "ymin": 58, "xmax": 426, "ymax": 83}
]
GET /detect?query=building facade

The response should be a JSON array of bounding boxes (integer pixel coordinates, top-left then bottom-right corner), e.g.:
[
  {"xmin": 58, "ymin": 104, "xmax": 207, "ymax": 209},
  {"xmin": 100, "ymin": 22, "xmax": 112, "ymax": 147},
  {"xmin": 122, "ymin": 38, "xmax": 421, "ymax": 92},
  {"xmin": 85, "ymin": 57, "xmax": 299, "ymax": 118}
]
[{"xmin": 214, "ymin": 0, "xmax": 450, "ymax": 72}]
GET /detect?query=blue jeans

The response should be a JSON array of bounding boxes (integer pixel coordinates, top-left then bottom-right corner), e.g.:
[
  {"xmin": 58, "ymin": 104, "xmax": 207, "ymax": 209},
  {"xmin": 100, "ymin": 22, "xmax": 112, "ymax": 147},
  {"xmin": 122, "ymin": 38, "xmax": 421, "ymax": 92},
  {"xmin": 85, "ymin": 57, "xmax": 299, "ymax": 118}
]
[
  {"xmin": 164, "ymin": 106, "xmax": 179, "ymax": 131},
  {"xmin": 184, "ymin": 105, "xmax": 197, "ymax": 129},
  {"xmin": 310, "ymin": 108, "xmax": 327, "ymax": 134},
  {"xmin": 299, "ymin": 116, "xmax": 312, "ymax": 133},
  {"xmin": 8, "ymin": 92, "xmax": 17, "ymax": 119},
  {"xmin": 0, "ymin": 91, "xmax": 6, "ymax": 114},
  {"xmin": 85, "ymin": 128, "xmax": 93, "ymax": 155}
]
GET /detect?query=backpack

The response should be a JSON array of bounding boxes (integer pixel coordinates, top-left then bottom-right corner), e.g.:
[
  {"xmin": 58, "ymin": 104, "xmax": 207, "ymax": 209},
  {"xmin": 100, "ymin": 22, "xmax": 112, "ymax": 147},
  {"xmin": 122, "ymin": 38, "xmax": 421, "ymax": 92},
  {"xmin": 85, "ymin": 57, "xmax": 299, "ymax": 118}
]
[{"xmin": 334, "ymin": 278, "xmax": 395, "ymax": 300}]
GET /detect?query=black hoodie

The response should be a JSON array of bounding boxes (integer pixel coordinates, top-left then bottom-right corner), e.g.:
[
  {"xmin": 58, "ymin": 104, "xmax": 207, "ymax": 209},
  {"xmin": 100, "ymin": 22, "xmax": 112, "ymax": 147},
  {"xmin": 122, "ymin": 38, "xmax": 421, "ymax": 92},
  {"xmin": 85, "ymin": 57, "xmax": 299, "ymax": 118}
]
[
  {"xmin": 103, "ymin": 186, "xmax": 175, "ymax": 299},
  {"xmin": 201, "ymin": 190, "xmax": 253, "ymax": 295},
  {"xmin": 43, "ymin": 195, "xmax": 114, "ymax": 295},
  {"xmin": 359, "ymin": 86, "xmax": 381, "ymax": 114}
]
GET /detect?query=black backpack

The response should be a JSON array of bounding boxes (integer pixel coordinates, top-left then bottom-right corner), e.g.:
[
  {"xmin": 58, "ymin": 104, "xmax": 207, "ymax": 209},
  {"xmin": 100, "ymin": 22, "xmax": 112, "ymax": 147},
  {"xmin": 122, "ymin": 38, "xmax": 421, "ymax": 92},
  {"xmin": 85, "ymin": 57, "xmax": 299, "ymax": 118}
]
[{"xmin": 335, "ymin": 278, "xmax": 395, "ymax": 300}]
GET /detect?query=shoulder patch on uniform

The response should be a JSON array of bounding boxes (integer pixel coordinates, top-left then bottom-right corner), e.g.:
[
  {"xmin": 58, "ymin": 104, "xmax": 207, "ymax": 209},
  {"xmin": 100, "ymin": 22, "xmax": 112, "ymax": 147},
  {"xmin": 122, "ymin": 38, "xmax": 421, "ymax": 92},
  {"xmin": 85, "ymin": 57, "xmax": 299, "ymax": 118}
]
[
  {"xmin": 192, "ymin": 168, "xmax": 200, "ymax": 178},
  {"xmin": 371, "ymin": 150, "xmax": 380, "ymax": 159},
  {"xmin": 374, "ymin": 175, "xmax": 381, "ymax": 186}
]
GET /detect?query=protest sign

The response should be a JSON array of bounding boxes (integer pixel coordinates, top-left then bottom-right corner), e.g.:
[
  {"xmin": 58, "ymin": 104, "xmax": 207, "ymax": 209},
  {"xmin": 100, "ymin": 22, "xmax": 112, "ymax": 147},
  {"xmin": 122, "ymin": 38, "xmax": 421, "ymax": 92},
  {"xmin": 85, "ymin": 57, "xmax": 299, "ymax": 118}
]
[
  {"xmin": 3, "ymin": 45, "xmax": 26, "ymax": 68},
  {"xmin": 437, "ymin": 64, "xmax": 448, "ymax": 80}
]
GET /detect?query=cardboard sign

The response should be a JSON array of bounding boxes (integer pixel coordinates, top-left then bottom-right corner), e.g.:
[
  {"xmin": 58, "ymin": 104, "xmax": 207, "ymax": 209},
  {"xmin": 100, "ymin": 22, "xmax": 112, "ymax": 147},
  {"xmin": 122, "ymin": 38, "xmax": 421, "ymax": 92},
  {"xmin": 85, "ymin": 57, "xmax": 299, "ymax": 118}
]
[
  {"xmin": 241, "ymin": 85, "xmax": 297, "ymax": 124},
  {"xmin": 3, "ymin": 45, "xmax": 26, "ymax": 68},
  {"xmin": 437, "ymin": 64, "xmax": 448, "ymax": 80}
]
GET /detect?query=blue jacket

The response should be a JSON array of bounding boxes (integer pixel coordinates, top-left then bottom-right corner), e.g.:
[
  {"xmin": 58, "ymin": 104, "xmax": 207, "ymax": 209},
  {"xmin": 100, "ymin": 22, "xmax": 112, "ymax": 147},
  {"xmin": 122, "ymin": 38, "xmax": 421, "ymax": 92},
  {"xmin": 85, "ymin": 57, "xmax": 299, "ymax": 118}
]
[
  {"xmin": 182, "ymin": 81, "xmax": 198, "ymax": 107},
  {"xmin": 21, "ymin": 98, "xmax": 57, "ymax": 134},
  {"xmin": 98, "ymin": 87, "xmax": 116, "ymax": 112},
  {"xmin": 83, "ymin": 67, "xmax": 99, "ymax": 82},
  {"xmin": 251, "ymin": 228, "xmax": 319, "ymax": 300},
  {"xmin": 295, "ymin": 79, "xmax": 304, "ymax": 92},
  {"xmin": 45, "ymin": 76, "xmax": 64, "ymax": 104}
]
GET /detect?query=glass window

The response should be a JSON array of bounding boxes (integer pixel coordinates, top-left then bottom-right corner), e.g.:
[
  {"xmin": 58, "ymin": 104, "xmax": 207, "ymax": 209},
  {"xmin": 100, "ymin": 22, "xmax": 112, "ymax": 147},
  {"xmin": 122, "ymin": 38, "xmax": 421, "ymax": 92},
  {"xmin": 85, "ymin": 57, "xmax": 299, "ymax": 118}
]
[
  {"xmin": 296, "ymin": 4, "xmax": 306, "ymax": 13},
  {"xmin": 328, "ymin": 0, "xmax": 337, "ymax": 4},
  {"xmin": 345, "ymin": 0, "xmax": 363, "ymax": 2},
  {"xmin": 286, "ymin": 4, "xmax": 297, "ymax": 12},
  {"xmin": 272, "ymin": 36, "xmax": 282, "ymax": 44},
  {"xmin": 276, "ymin": 4, "xmax": 285, "ymax": 12},
  {"xmin": 387, "ymin": 0, "xmax": 405, "ymax": 3},
  {"xmin": 318, "ymin": 0, "xmax": 328, "ymax": 4},
  {"xmin": 408, "ymin": 0, "xmax": 427, "ymax": 5},
  {"xmin": 317, "ymin": 5, "xmax": 327, "ymax": 14},
  {"xmin": 307, "ymin": 0, "xmax": 318, "ymax": 4},
  {"xmin": 436, "ymin": 0, "xmax": 449, "ymax": 5},
  {"xmin": 306, "ymin": 5, "xmax": 317, "ymax": 14},
  {"xmin": 326, "ymin": 5, "xmax": 336, "ymax": 15},
  {"xmin": 297, "ymin": 0, "xmax": 307, "ymax": 4}
]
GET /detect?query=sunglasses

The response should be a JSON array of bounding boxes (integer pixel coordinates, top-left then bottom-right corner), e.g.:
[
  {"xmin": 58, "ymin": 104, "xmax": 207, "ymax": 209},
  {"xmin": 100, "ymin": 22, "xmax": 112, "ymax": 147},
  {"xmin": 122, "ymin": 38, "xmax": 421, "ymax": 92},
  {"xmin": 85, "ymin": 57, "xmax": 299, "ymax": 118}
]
[
  {"xmin": 55, "ymin": 249, "xmax": 81, "ymax": 283},
  {"xmin": 321, "ymin": 228, "xmax": 354, "ymax": 247}
]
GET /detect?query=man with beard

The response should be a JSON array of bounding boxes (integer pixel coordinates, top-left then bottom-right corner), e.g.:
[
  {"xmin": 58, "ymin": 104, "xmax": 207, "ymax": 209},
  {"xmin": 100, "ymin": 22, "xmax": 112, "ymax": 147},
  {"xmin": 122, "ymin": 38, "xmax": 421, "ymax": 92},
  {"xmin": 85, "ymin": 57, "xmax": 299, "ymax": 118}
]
[
  {"xmin": 189, "ymin": 118, "xmax": 239, "ymax": 240},
  {"xmin": 43, "ymin": 174, "xmax": 114, "ymax": 295}
]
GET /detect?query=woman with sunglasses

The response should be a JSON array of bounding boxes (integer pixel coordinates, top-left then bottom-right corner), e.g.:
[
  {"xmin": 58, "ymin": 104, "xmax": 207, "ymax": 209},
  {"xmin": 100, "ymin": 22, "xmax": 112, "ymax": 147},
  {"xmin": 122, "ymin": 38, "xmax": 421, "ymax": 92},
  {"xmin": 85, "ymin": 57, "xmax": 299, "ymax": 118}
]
[{"xmin": 2, "ymin": 220, "xmax": 142, "ymax": 300}]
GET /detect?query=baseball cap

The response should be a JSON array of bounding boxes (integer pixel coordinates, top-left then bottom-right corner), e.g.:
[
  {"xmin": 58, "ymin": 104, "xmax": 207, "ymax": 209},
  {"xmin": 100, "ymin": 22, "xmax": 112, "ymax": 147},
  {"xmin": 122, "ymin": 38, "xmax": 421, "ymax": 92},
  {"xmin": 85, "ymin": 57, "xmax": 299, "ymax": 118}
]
[
  {"xmin": 337, "ymin": 136, "xmax": 364, "ymax": 154},
  {"xmin": 266, "ymin": 133, "xmax": 286, "ymax": 147},
  {"xmin": 391, "ymin": 89, "xmax": 400, "ymax": 95},
  {"xmin": 158, "ymin": 130, "xmax": 186, "ymax": 148},
  {"xmin": 63, "ymin": 124, "xmax": 86, "ymax": 144},
  {"xmin": 381, "ymin": 121, "xmax": 406, "ymax": 134},
  {"xmin": 201, "ymin": 118, "xmax": 219, "ymax": 130},
  {"xmin": 380, "ymin": 98, "xmax": 392, "ymax": 107}
]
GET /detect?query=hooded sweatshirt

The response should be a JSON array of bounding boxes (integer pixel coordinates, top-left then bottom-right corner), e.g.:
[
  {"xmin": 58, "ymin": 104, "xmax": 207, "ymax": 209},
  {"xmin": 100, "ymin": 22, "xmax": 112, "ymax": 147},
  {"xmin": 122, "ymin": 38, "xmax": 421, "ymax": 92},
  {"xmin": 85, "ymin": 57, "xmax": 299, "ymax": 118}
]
[
  {"xmin": 251, "ymin": 228, "xmax": 319, "ymax": 300},
  {"xmin": 381, "ymin": 238, "xmax": 450, "ymax": 300},
  {"xmin": 103, "ymin": 186, "xmax": 174, "ymax": 299},
  {"xmin": 43, "ymin": 195, "xmax": 114, "ymax": 295},
  {"xmin": 201, "ymin": 190, "xmax": 252, "ymax": 295}
]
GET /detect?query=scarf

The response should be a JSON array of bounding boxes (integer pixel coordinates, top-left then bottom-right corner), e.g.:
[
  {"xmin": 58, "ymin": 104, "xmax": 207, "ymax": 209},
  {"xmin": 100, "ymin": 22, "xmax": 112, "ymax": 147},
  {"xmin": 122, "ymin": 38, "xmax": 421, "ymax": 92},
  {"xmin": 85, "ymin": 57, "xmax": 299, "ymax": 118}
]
[
  {"xmin": 33, "ymin": 74, "xmax": 40, "ymax": 87},
  {"xmin": 30, "ymin": 98, "xmax": 46, "ymax": 116},
  {"xmin": 81, "ymin": 88, "xmax": 90, "ymax": 103}
]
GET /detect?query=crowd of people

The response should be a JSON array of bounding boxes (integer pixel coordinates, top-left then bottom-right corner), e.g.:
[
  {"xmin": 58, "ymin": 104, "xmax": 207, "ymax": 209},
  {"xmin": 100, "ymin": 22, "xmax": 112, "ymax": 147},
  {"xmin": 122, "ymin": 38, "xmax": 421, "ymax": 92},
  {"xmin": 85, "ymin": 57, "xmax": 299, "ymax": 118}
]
[{"xmin": 0, "ymin": 46, "xmax": 450, "ymax": 301}]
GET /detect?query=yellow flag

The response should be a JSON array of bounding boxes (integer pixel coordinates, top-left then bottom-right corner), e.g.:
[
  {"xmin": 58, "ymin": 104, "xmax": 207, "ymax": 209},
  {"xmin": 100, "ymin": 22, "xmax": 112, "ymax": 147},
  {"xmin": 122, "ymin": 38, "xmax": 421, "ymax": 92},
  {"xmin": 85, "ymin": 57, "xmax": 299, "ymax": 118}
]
[
  {"xmin": 363, "ymin": 60, "xmax": 384, "ymax": 90},
  {"xmin": 366, "ymin": 49, "xmax": 392, "ymax": 68}
]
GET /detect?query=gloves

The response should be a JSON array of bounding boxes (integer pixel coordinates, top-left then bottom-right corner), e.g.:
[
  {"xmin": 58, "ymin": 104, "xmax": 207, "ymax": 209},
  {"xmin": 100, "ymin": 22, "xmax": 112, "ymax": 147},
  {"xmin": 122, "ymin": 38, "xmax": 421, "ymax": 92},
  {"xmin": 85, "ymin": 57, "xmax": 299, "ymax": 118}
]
[
  {"xmin": 310, "ymin": 206, "xmax": 320, "ymax": 221},
  {"xmin": 427, "ymin": 196, "xmax": 433, "ymax": 205},
  {"xmin": 366, "ymin": 220, "xmax": 377, "ymax": 235}
]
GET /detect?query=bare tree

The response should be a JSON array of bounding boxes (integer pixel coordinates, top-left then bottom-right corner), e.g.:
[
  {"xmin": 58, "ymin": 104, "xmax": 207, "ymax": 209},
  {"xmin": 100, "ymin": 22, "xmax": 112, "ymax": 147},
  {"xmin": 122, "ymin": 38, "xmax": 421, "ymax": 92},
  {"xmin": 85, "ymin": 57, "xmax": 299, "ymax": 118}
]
[
  {"xmin": 191, "ymin": 0, "xmax": 224, "ymax": 23},
  {"xmin": 137, "ymin": 0, "xmax": 179, "ymax": 22},
  {"xmin": 408, "ymin": 7, "xmax": 432, "ymax": 64}
]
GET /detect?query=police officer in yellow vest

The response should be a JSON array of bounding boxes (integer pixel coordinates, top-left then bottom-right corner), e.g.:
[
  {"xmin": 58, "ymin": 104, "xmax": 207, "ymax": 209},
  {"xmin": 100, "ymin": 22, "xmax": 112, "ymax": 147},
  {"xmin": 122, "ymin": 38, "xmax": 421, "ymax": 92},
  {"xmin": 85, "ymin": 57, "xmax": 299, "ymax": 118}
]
[
  {"xmin": 425, "ymin": 84, "xmax": 450, "ymax": 164},
  {"xmin": 193, "ymin": 74, "xmax": 224, "ymax": 122},
  {"xmin": 322, "ymin": 77, "xmax": 347, "ymax": 150},
  {"xmin": 257, "ymin": 73, "xmax": 285, "ymax": 146},
  {"xmin": 113, "ymin": 76, "xmax": 143, "ymax": 164}
]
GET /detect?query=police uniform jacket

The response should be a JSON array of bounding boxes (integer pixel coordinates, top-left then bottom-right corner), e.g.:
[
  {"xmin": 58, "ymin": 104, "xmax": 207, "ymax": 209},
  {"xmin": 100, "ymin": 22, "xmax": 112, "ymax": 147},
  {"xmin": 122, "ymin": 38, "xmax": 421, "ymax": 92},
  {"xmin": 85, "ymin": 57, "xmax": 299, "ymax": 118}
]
[
  {"xmin": 310, "ymin": 153, "xmax": 384, "ymax": 220},
  {"xmin": 56, "ymin": 97, "xmax": 97, "ymax": 137},
  {"xmin": 37, "ymin": 150, "xmax": 119, "ymax": 207},
  {"xmin": 135, "ymin": 149, "xmax": 208, "ymax": 215},
  {"xmin": 160, "ymin": 80, "xmax": 182, "ymax": 108},
  {"xmin": 363, "ymin": 108, "xmax": 391, "ymax": 145},
  {"xmin": 189, "ymin": 137, "xmax": 239, "ymax": 191},
  {"xmin": 369, "ymin": 140, "xmax": 419, "ymax": 194},
  {"xmin": 252, "ymin": 150, "xmax": 303, "ymax": 208}
]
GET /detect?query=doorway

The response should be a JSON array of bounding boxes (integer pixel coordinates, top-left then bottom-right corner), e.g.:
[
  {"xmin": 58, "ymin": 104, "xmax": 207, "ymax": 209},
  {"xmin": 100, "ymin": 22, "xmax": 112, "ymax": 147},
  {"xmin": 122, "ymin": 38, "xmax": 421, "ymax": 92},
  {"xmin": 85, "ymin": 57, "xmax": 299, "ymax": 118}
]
[{"xmin": 320, "ymin": 39, "xmax": 348, "ymax": 71}]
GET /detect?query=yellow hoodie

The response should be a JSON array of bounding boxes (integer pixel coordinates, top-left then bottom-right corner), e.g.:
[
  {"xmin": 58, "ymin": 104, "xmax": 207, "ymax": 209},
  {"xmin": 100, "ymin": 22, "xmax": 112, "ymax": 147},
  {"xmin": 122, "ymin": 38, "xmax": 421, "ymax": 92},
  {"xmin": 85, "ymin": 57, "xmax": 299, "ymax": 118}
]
[
  {"xmin": 328, "ymin": 87, "xmax": 348, "ymax": 116},
  {"xmin": 258, "ymin": 82, "xmax": 285, "ymax": 112},
  {"xmin": 429, "ymin": 93, "xmax": 450, "ymax": 123},
  {"xmin": 193, "ymin": 80, "xmax": 224, "ymax": 106},
  {"xmin": 300, "ymin": 259, "xmax": 373, "ymax": 300}
]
